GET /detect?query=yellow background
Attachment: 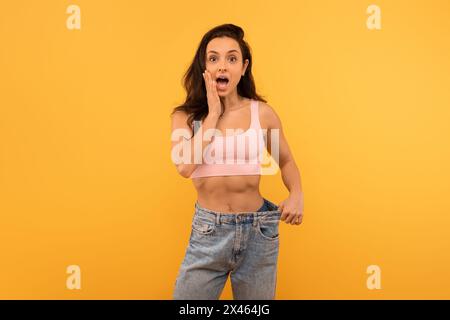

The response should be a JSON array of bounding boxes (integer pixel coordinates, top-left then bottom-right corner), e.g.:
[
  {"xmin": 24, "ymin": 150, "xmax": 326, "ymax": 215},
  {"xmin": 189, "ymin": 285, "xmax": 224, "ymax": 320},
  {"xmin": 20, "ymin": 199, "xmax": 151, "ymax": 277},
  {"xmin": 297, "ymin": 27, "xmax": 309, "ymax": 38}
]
[{"xmin": 1, "ymin": 0, "xmax": 449, "ymax": 299}]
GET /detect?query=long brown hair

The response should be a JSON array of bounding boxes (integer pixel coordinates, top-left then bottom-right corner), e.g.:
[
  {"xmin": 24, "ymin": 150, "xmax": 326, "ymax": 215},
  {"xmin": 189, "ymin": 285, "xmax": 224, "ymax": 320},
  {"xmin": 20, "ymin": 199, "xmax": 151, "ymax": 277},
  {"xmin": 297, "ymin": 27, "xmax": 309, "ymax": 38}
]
[{"xmin": 171, "ymin": 23, "xmax": 267, "ymax": 136}]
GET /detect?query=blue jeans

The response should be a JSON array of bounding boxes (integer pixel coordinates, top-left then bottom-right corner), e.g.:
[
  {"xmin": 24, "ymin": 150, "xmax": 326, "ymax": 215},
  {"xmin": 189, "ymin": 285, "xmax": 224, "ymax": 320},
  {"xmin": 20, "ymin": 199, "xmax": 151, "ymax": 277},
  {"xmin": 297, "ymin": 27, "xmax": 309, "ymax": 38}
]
[{"xmin": 173, "ymin": 198, "xmax": 281, "ymax": 300}]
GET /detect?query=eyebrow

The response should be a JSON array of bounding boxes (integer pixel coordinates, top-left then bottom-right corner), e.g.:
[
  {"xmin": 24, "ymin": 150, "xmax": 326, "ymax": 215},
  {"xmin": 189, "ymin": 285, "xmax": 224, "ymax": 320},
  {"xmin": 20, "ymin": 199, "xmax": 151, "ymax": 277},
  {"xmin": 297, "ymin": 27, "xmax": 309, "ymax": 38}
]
[{"xmin": 207, "ymin": 50, "xmax": 239, "ymax": 54}]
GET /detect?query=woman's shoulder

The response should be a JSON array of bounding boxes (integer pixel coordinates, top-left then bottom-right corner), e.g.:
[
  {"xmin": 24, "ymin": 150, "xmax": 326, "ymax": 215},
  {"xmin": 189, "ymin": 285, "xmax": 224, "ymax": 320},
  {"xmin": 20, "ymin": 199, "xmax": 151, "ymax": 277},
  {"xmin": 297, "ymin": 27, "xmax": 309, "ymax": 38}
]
[
  {"xmin": 171, "ymin": 108, "xmax": 189, "ymax": 119},
  {"xmin": 171, "ymin": 109, "xmax": 194, "ymax": 133},
  {"xmin": 257, "ymin": 100, "xmax": 282, "ymax": 129}
]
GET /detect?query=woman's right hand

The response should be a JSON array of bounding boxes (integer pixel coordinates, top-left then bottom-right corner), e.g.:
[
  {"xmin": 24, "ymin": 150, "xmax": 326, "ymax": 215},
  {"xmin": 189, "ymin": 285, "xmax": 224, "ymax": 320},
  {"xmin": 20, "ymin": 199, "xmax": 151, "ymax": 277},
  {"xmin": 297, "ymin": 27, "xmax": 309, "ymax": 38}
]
[{"xmin": 203, "ymin": 70, "xmax": 222, "ymax": 117}]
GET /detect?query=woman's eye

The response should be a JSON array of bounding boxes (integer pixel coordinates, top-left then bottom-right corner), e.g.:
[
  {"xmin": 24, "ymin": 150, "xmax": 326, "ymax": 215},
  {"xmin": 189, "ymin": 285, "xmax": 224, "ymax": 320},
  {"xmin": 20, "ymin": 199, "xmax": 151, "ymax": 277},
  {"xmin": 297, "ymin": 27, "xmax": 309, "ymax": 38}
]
[{"xmin": 208, "ymin": 56, "xmax": 237, "ymax": 62}]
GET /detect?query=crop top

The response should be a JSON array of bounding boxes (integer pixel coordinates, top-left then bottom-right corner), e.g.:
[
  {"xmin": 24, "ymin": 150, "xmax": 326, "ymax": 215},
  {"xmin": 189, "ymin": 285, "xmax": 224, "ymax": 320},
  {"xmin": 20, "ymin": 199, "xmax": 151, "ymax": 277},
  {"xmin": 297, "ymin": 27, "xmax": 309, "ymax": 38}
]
[{"xmin": 189, "ymin": 99, "xmax": 266, "ymax": 179}]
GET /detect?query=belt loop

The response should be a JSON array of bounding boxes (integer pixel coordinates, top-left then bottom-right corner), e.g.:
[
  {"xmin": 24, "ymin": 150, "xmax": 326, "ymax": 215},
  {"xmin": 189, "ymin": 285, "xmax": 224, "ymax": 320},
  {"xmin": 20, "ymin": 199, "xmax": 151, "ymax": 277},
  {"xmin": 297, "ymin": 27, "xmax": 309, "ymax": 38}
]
[
  {"xmin": 253, "ymin": 212, "xmax": 257, "ymax": 227},
  {"xmin": 216, "ymin": 212, "xmax": 221, "ymax": 225}
]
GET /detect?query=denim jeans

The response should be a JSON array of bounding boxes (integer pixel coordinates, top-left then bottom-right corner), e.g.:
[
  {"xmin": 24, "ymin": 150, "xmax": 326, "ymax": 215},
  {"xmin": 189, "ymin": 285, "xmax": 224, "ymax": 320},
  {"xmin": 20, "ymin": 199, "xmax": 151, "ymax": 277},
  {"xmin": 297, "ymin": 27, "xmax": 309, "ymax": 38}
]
[{"xmin": 173, "ymin": 197, "xmax": 281, "ymax": 300}]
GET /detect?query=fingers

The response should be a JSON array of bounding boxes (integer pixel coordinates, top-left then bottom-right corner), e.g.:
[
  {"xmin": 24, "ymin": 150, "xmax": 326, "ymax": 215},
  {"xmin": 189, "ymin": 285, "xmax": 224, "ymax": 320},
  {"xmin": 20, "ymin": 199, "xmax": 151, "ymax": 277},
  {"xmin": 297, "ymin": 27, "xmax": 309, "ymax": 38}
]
[
  {"xmin": 279, "ymin": 202, "xmax": 287, "ymax": 222},
  {"xmin": 278, "ymin": 202, "xmax": 284, "ymax": 213},
  {"xmin": 293, "ymin": 214, "xmax": 303, "ymax": 225},
  {"xmin": 203, "ymin": 70, "xmax": 211, "ymax": 95},
  {"xmin": 207, "ymin": 70, "xmax": 213, "ymax": 94},
  {"xmin": 281, "ymin": 210, "xmax": 303, "ymax": 225},
  {"xmin": 285, "ymin": 212, "xmax": 295, "ymax": 224},
  {"xmin": 211, "ymin": 75, "xmax": 218, "ymax": 98},
  {"xmin": 279, "ymin": 202, "xmax": 303, "ymax": 225},
  {"xmin": 203, "ymin": 70, "xmax": 219, "ymax": 100}
]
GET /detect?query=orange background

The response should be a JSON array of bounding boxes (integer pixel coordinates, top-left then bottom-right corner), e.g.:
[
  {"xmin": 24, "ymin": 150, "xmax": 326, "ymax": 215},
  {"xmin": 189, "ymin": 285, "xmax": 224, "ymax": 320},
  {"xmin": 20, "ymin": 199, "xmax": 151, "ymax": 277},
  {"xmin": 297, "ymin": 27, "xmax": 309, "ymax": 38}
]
[{"xmin": 1, "ymin": 0, "xmax": 449, "ymax": 299}]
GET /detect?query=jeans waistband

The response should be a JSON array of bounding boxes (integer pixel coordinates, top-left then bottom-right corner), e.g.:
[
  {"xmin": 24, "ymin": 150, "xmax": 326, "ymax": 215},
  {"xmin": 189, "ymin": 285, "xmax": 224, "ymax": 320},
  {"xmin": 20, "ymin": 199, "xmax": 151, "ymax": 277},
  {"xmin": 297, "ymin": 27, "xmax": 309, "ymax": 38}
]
[{"xmin": 194, "ymin": 198, "xmax": 281, "ymax": 225}]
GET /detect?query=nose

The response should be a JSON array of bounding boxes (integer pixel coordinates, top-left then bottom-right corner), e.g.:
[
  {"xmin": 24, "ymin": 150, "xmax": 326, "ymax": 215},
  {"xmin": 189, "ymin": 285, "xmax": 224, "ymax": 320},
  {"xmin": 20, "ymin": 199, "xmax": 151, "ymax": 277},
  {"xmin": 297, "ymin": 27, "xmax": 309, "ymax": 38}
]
[{"xmin": 218, "ymin": 61, "xmax": 227, "ymax": 72}]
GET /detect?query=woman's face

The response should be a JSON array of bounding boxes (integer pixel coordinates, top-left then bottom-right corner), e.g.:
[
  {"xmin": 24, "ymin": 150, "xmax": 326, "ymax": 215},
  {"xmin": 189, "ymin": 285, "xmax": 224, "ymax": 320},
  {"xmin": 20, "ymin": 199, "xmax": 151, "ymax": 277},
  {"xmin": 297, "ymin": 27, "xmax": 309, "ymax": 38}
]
[{"xmin": 205, "ymin": 37, "xmax": 249, "ymax": 96}]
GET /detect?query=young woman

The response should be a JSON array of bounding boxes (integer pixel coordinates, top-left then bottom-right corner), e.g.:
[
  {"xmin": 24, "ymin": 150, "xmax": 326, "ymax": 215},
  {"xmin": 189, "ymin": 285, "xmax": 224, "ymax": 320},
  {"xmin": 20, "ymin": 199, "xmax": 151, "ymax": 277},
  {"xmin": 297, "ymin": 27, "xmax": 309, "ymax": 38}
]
[{"xmin": 170, "ymin": 24, "xmax": 304, "ymax": 300}]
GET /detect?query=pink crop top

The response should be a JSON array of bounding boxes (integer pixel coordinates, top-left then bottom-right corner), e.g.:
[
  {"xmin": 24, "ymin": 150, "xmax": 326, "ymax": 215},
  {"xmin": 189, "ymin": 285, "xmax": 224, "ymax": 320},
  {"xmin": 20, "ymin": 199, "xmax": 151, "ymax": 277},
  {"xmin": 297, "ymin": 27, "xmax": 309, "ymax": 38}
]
[{"xmin": 189, "ymin": 99, "xmax": 266, "ymax": 179}]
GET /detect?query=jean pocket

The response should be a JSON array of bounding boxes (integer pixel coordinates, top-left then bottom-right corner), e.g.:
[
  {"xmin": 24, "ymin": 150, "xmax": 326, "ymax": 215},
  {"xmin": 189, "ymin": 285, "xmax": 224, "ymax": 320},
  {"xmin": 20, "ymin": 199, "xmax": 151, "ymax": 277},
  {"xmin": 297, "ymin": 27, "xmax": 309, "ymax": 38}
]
[
  {"xmin": 191, "ymin": 215, "xmax": 216, "ymax": 235},
  {"xmin": 256, "ymin": 217, "xmax": 280, "ymax": 241}
]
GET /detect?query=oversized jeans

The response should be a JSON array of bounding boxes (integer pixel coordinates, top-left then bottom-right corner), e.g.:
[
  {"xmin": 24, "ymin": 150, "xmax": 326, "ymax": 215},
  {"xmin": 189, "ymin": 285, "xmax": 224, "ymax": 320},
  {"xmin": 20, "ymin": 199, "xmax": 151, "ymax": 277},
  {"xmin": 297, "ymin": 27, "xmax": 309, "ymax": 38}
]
[{"xmin": 173, "ymin": 198, "xmax": 281, "ymax": 300}]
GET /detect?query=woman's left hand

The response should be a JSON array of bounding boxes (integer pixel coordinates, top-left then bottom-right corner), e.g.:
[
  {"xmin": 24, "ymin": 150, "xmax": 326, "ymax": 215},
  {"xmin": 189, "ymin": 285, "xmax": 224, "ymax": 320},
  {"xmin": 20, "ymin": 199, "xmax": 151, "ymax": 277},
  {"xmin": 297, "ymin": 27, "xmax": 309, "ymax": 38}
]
[{"xmin": 278, "ymin": 192, "xmax": 304, "ymax": 225}]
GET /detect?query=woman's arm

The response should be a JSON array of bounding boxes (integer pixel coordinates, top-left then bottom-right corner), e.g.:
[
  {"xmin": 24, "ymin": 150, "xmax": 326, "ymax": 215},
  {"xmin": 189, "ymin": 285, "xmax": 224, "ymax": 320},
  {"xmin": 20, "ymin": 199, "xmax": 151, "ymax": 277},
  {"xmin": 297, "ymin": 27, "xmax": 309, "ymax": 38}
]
[
  {"xmin": 261, "ymin": 103, "xmax": 304, "ymax": 225},
  {"xmin": 171, "ymin": 110, "xmax": 220, "ymax": 178}
]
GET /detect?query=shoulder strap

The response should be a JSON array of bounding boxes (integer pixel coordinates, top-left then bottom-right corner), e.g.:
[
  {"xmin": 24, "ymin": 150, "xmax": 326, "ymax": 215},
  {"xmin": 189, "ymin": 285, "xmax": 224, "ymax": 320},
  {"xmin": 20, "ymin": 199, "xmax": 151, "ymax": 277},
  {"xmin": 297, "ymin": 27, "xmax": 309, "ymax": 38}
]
[{"xmin": 250, "ymin": 100, "xmax": 261, "ymax": 129}]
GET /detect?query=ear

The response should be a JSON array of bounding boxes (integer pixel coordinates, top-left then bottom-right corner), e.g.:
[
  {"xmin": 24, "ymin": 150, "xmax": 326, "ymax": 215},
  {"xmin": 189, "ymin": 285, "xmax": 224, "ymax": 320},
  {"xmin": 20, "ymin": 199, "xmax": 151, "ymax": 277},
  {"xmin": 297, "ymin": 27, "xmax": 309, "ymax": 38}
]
[{"xmin": 242, "ymin": 59, "xmax": 249, "ymax": 75}]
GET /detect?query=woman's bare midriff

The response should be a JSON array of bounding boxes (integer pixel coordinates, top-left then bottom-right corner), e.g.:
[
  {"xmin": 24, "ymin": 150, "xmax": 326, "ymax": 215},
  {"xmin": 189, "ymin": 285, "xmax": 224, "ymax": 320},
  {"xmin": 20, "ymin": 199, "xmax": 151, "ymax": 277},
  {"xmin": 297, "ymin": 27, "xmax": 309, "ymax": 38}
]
[{"xmin": 192, "ymin": 175, "xmax": 264, "ymax": 213}]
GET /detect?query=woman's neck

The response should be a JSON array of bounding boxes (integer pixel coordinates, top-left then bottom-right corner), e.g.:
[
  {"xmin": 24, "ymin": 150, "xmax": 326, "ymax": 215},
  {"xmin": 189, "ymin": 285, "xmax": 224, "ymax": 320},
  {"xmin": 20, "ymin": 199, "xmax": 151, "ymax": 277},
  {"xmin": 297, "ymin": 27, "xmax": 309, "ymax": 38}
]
[{"xmin": 220, "ymin": 95, "xmax": 245, "ymax": 113}]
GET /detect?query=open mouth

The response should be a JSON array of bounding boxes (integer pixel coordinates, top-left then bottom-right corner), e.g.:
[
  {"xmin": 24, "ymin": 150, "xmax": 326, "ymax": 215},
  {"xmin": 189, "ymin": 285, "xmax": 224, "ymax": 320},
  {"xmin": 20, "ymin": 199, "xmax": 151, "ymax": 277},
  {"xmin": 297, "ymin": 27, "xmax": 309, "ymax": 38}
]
[
  {"xmin": 216, "ymin": 77, "xmax": 229, "ymax": 84},
  {"xmin": 216, "ymin": 76, "xmax": 229, "ymax": 90}
]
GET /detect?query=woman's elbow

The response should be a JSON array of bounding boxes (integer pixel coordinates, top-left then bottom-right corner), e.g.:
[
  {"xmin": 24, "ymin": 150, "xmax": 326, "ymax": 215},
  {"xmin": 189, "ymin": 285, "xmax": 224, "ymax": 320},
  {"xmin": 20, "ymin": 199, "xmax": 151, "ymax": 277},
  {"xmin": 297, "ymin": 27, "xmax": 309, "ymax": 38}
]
[{"xmin": 176, "ymin": 164, "xmax": 194, "ymax": 179}]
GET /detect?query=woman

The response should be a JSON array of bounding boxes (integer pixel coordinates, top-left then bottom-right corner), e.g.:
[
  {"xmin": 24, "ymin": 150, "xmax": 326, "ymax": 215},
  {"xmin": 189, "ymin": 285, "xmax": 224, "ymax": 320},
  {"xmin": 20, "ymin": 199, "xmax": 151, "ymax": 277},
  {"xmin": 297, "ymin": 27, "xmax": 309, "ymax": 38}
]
[{"xmin": 170, "ymin": 24, "xmax": 304, "ymax": 300}]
